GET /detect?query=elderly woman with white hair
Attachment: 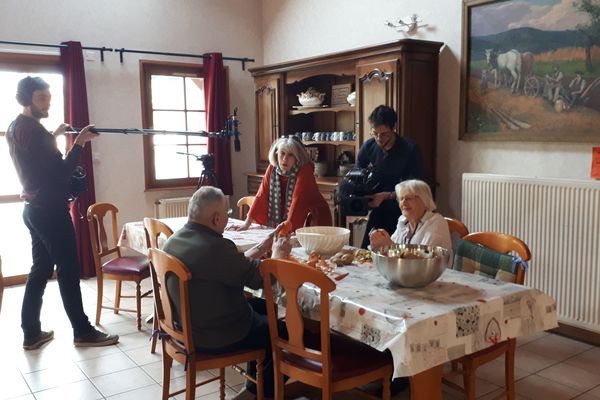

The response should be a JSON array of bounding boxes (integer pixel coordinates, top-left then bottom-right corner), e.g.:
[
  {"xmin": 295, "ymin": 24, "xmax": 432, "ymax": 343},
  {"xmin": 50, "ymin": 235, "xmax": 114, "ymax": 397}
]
[
  {"xmin": 232, "ymin": 136, "xmax": 332, "ymax": 232},
  {"xmin": 369, "ymin": 179, "xmax": 452, "ymax": 252}
]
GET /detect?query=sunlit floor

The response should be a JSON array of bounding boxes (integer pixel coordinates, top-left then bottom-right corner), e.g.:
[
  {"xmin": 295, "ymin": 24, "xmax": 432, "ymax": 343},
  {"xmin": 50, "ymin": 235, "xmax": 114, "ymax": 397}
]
[{"xmin": 1, "ymin": 278, "xmax": 600, "ymax": 399}]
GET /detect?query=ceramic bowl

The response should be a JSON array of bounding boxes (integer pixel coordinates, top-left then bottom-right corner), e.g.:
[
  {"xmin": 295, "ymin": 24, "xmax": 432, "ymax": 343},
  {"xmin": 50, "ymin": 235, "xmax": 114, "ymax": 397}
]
[{"xmin": 296, "ymin": 226, "xmax": 351, "ymax": 255}]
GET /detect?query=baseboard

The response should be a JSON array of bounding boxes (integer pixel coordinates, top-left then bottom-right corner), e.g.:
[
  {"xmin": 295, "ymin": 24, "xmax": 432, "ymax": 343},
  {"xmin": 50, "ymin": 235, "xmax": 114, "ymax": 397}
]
[{"xmin": 551, "ymin": 323, "xmax": 600, "ymax": 347}]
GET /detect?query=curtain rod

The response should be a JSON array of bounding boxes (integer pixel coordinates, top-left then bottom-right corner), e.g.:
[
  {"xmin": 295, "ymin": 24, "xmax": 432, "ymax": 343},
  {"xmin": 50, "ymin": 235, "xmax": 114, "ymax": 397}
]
[
  {"xmin": 0, "ymin": 40, "xmax": 255, "ymax": 70},
  {"xmin": 0, "ymin": 40, "xmax": 113, "ymax": 61}
]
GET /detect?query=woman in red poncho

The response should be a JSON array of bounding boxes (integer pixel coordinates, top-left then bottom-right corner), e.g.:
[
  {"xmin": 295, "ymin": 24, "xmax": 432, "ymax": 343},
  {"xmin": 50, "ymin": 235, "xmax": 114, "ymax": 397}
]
[{"xmin": 232, "ymin": 136, "xmax": 332, "ymax": 232}]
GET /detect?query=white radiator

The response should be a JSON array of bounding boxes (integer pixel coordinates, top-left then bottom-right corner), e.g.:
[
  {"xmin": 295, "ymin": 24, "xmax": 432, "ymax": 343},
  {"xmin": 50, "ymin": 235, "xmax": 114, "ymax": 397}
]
[
  {"xmin": 462, "ymin": 173, "xmax": 600, "ymax": 333},
  {"xmin": 155, "ymin": 197, "xmax": 191, "ymax": 218}
]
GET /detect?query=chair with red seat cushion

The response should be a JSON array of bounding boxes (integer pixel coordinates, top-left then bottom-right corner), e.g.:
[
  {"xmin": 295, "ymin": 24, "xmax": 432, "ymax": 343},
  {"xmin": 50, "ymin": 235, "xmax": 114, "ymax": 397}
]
[
  {"xmin": 87, "ymin": 203, "xmax": 152, "ymax": 330},
  {"xmin": 260, "ymin": 258, "xmax": 393, "ymax": 399}
]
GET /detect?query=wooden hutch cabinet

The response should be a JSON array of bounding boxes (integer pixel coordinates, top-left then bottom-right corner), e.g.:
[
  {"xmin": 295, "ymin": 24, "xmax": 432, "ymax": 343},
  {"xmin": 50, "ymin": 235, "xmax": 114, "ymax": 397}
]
[{"xmin": 247, "ymin": 39, "xmax": 443, "ymax": 224}]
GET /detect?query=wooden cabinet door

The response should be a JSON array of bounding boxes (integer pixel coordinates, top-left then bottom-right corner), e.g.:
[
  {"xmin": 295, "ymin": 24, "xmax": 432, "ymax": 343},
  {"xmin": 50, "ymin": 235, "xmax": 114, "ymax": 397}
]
[
  {"xmin": 355, "ymin": 59, "xmax": 398, "ymax": 145},
  {"xmin": 254, "ymin": 74, "xmax": 281, "ymax": 172}
]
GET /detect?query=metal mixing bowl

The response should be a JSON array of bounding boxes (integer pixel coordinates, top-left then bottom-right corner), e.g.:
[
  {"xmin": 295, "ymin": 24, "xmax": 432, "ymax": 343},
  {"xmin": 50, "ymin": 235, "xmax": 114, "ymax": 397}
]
[{"xmin": 372, "ymin": 244, "xmax": 450, "ymax": 288}]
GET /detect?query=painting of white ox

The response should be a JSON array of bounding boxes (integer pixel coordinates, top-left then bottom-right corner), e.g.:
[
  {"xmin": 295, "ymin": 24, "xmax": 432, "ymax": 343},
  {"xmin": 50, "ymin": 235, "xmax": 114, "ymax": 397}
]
[{"xmin": 461, "ymin": 0, "xmax": 600, "ymax": 141}]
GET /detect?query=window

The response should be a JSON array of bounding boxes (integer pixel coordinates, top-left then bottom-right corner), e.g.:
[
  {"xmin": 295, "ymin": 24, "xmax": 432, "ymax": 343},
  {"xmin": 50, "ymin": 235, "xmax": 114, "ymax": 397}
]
[
  {"xmin": 140, "ymin": 61, "xmax": 208, "ymax": 189},
  {"xmin": 0, "ymin": 52, "xmax": 64, "ymax": 280}
]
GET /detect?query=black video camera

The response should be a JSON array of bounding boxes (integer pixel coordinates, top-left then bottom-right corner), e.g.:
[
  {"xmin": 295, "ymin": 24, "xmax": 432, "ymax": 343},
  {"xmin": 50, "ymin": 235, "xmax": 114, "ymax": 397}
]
[
  {"xmin": 335, "ymin": 168, "xmax": 381, "ymax": 216},
  {"xmin": 199, "ymin": 153, "xmax": 215, "ymax": 172}
]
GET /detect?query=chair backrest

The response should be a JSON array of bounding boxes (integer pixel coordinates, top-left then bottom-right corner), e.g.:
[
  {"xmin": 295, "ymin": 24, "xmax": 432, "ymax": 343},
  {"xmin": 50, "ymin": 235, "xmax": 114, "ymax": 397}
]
[
  {"xmin": 303, "ymin": 211, "xmax": 316, "ymax": 227},
  {"xmin": 149, "ymin": 248, "xmax": 194, "ymax": 352},
  {"xmin": 260, "ymin": 259, "xmax": 336, "ymax": 380},
  {"xmin": 87, "ymin": 203, "xmax": 121, "ymax": 273},
  {"xmin": 237, "ymin": 196, "xmax": 256, "ymax": 219},
  {"xmin": 462, "ymin": 232, "xmax": 531, "ymax": 284},
  {"xmin": 144, "ymin": 217, "xmax": 174, "ymax": 250},
  {"xmin": 445, "ymin": 217, "xmax": 469, "ymax": 239}
]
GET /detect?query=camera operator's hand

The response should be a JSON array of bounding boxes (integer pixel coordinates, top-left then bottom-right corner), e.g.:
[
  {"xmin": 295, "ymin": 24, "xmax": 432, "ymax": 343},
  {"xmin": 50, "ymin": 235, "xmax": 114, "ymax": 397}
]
[
  {"xmin": 369, "ymin": 228, "xmax": 394, "ymax": 249},
  {"xmin": 53, "ymin": 123, "xmax": 71, "ymax": 137},
  {"xmin": 367, "ymin": 192, "xmax": 395, "ymax": 208},
  {"xmin": 74, "ymin": 125, "xmax": 98, "ymax": 147}
]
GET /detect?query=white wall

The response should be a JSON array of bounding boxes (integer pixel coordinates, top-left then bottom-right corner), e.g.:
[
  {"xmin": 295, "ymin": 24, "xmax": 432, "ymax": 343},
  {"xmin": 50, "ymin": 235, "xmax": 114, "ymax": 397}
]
[
  {"xmin": 261, "ymin": 0, "xmax": 598, "ymax": 218},
  {"xmin": 0, "ymin": 0, "xmax": 263, "ymax": 224}
]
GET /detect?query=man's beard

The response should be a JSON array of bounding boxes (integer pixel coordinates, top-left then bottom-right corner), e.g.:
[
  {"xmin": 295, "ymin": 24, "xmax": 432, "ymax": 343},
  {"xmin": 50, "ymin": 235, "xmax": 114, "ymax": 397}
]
[{"xmin": 30, "ymin": 104, "xmax": 48, "ymax": 119}]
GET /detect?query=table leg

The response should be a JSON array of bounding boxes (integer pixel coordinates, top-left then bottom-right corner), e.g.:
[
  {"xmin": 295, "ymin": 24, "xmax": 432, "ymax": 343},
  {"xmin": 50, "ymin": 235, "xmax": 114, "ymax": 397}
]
[{"xmin": 409, "ymin": 364, "xmax": 443, "ymax": 400}]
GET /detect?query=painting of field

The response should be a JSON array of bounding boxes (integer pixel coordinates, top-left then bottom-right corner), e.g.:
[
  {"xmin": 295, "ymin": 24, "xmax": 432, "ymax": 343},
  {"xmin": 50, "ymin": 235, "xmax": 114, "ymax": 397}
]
[{"xmin": 461, "ymin": 0, "xmax": 600, "ymax": 141}]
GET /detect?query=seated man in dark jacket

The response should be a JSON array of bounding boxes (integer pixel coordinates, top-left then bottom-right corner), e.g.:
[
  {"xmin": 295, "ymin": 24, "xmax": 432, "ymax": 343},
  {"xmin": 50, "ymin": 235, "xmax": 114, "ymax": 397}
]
[{"xmin": 163, "ymin": 186, "xmax": 290, "ymax": 399}]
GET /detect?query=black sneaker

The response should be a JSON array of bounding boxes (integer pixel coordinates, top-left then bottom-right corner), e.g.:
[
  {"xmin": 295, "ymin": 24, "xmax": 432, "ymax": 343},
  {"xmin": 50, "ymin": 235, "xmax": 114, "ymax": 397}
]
[
  {"xmin": 23, "ymin": 330, "xmax": 54, "ymax": 350},
  {"xmin": 74, "ymin": 328, "xmax": 119, "ymax": 347}
]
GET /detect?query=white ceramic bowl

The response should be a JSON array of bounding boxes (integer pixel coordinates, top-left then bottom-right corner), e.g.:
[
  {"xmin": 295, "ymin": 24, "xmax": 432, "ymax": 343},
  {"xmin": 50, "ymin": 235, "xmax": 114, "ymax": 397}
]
[
  {"xmin": 295, "ymin": 226, "xmax": 350, "ymax": 255},
  {"xmin": 298, "ymin": 96, "xmax": 324, "ymax": 107}
]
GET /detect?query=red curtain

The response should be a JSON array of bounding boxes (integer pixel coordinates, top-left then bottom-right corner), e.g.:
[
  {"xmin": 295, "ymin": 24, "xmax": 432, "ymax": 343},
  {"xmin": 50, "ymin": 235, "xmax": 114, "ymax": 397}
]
[
  {"xmin": 60, "ymin": 41, "xmax": 97, "ymax": 278},
  {"xmin": 204, "ymin": 52, "xmax": 233, "ymax": 195}
]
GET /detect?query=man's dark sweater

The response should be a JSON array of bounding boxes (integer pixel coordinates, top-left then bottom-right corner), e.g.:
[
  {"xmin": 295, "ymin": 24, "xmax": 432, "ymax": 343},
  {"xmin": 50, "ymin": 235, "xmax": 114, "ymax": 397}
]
[
  {"xmin": 162, "ymin": 222, "xmax": 263, "ymax": 349},
  {"xmin": 6, "ymin": 114, "xmax": 82, "ymax": 206},
  {"xmin": 357, "ymin": 136, "xmax": 424, "ymax": 192}
]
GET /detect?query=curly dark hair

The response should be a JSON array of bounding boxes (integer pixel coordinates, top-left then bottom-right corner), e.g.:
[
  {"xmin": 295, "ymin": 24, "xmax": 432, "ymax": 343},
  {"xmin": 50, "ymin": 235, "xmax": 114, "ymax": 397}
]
[
  {"xmin": 16, "ymin": 76, "xmax": 50, "ymax": 106},
  {"xmin": 368, "ymin": 105, "xmax": 397, "ymax": 129}
]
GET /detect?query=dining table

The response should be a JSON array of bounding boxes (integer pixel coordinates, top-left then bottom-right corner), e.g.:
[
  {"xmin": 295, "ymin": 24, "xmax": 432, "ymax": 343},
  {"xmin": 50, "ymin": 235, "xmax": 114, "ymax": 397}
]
[
  {"xmin": 118, "ymin": 217, "xmax": 275, "ymax": 254},
  {"xmin": 288, "ymin": 247, "xmax": 558, "ymax": 400},
  {"xmin": 118, "ymin": 219, "xmax": 558, "ymax": 399}
]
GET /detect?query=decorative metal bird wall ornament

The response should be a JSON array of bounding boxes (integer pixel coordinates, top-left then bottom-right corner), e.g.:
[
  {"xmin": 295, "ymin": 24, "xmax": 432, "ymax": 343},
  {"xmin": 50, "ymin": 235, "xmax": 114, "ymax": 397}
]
[{"xmin": 386, "ymin": 14, "xmax": 428, "ymax": 35}]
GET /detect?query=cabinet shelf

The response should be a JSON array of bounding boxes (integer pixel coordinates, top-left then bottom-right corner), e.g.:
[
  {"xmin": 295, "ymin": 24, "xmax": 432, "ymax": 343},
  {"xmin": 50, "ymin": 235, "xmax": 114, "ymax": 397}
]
[
  {"xmin": 302, "ymin": 140, "xmax": 355, "ymax": 146},
  {"xmin": 289, "ymin": 105, "xmax": 355, "ymax": 115}
]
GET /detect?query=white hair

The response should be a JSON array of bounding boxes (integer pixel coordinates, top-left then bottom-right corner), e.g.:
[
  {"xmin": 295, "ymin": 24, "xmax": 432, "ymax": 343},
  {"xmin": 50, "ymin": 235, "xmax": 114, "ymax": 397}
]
[
  {"xmin": 268, "ymin": 136, "xmax": 310, "ymax": 168},
  {"xmin": 188, "ymin": 186, "xmax": 225, "ymax": 221},
  {"xmin": 395, "ymin": 179, "xmax": 437, "ymax": 211}
]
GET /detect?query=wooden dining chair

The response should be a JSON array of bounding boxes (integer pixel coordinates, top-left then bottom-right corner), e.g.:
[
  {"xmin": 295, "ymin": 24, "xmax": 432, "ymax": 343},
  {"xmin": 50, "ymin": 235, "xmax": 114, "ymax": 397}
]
[
  {"xmin": 444, "ymin": 231, "xmax": 531, "ymax": 400},
  {"xmin": 237, "ymin": 195, "xmax": 256, "ymax": 219},
  {"xmin": 260, "ymin": 258, "xmax": 393, "ymax": 400},
  {"xmin": 143, "ymin": 217, "xmax": 174, "ymax": 353},
  {"xmin": 445, "ymin": 217, "xmax": 469, "ymax": 239},
  {"xmin": 149, "ymin": 248, "xmax": 265, "ymax": 400},
  {"xmin": 87, "ymin": 203, "xmax": 152, "ymax": 330}
]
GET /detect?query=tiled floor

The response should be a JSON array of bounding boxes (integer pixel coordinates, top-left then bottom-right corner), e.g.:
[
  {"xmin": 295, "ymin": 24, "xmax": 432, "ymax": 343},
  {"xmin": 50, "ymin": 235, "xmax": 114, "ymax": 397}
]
[{"xmin": 1, "ymin": 278, "xmax": 599, "ymax": 400}]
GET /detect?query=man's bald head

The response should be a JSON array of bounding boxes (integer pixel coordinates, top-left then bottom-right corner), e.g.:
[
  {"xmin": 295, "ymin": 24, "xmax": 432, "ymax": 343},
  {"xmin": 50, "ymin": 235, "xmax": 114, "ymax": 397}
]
[{"xmin": 188, "ymin": 186, "xmax": 229, "ymax": 232}]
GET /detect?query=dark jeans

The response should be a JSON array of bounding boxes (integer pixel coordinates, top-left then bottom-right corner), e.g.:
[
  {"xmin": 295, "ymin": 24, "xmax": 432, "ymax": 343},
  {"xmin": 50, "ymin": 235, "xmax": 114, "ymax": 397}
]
[
  {"xmin": 361, "ymin": 199, "xmax": 402, "ymax": 249},
  {"xmin": 21, "ymin": 203, "xmax": 93, "ymax": 340},
  {"xmin": 196, "ymin": 298, "xmax": 287, "ymax": 397}
]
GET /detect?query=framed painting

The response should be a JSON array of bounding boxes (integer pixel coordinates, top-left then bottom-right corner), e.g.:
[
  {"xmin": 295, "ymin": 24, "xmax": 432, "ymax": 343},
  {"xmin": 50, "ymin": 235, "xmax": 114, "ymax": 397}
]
[{"xmin": 460, "ymin": 0, "xmax": 600, "ymax": 141}]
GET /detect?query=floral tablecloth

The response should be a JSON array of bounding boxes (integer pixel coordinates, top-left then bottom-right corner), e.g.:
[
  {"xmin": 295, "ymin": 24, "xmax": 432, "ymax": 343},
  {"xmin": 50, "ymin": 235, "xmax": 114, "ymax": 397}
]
[
  {"xmin": 118, "ymin": 217, "xmax": 275, "ymax": 253},
  {"xmin": 289, "ymin": 248, "xmax": 558, "ymax": 378}
]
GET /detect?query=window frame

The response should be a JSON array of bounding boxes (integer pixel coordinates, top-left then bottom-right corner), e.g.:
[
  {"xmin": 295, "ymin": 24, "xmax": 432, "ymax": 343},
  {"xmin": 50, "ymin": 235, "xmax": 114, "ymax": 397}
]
[
  {"xmin": 0, "ymin": 52, "xmax": 62, "ymax": 285},
  {"xmin": 0, "ymin": 52, "xmax": 62, "ymax": 203},
  {"xmin": 140, "ymin": 60, "xmax": 208, "ymax": 190}
]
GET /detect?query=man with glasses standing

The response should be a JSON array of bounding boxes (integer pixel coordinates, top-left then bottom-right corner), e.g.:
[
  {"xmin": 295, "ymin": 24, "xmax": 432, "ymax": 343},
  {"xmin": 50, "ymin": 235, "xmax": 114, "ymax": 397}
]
[{"xmin": 357, "ymin": 105, "xmax": 424, "ymax": 249}]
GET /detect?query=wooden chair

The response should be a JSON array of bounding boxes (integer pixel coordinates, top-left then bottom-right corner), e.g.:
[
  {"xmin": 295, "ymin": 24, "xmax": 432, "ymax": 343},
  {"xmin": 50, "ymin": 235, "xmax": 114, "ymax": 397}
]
[
  {"xmin": 237, "ymin": 196, "xmax": 256, "ymax": 219},
  {"xmin": 143, "ymin": 217, "xmax": 174, "ymax": 353},
  {"xmin": 144, "ymin": 217, "xmax": 174, "ymax": 250},
  {"xmin": 260, "ymin": 258, "xmax": 393, "ymax": 400},
  {"xmin": 87, "ymin": 203, "xmax": 152, "ymax": 330},
  {"xmin": 445, "ymin": 217, "xmax": 469, "ymax": 239},
  {"xmin": 444, "ymin": 231, "xmax": 531, "ymax": 400},
  {"xmin": 149, "ymin": 248, "xmax": 265, "ymax": 400}
]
